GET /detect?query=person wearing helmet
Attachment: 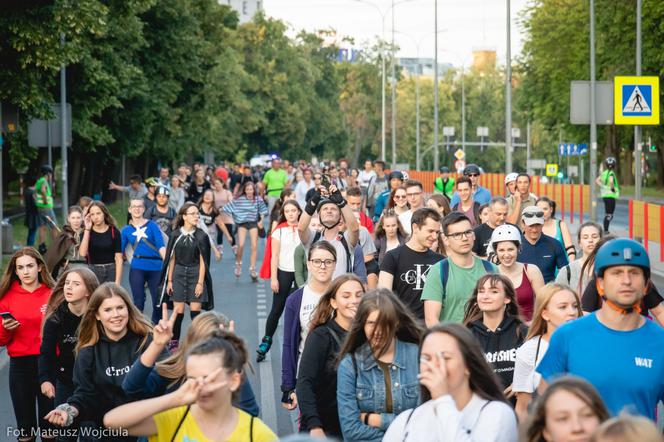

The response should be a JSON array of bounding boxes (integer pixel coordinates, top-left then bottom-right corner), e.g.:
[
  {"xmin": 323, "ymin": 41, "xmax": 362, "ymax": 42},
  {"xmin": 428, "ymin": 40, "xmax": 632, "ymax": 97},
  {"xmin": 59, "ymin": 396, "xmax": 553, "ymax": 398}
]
[
  {"xmin": 472, "ymin": 196, "xmax": 510, "ymax": 258},
  {"xmin": 142, "ymin": 177, "xmax": 159, "ymax": 211},
  {"xmin": 35, "ymin": 164, "xmax": 58, "ymax": 254},
  {"xmin": 517, "ymin": 205, "xmax": 568, "ymax": 283},
  {"xmin": 487, "ymin": 224, "xmax": 544, "ymax": 321},
  {"xmin": 433, "ymin": 166, "xmax": 455, "ymax": 200},
  {"xmin": 145, "ymin": 185, "xmax": 177, "ymax": 237},
  {"xmin": 504, "ymin": 172, "xmax": 519, "ymax": 196},
  {"xmin": 449, "ymin": 164, "xmax": 491, "ymax": 207},
  {"xmin": 506, "ymin": 173, "xmax": 538, "ymax": 226},
  {"xmin": 579, "ymin": 236, "xmax": 664, "ymax": 326},
  {"xmin": 536, "ymin": 238, "xmax": 664, "ymax": 419},
  {"xmin": 298, "ymin": 184, "xmax": 360, "ymax": 280},
  {"xmin": 373, "ymin": 170, "xmax": 404, "ymax": 222},
  {"xmin": 595, "ymin": 157, "xmax": 619, "ymax": 233}
]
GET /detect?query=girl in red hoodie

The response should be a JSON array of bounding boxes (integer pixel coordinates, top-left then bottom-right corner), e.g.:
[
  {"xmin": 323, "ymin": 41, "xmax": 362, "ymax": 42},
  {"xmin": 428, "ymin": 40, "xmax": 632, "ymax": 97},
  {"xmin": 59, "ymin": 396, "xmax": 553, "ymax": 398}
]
[{"xmin": 0, "ymin": 247, "xmax": 55, "ymax": 441}]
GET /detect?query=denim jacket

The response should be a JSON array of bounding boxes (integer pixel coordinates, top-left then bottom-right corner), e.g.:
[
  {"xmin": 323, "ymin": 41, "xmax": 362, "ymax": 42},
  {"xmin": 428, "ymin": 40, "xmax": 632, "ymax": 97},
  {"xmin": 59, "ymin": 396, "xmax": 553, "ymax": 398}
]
[{"xmin": 337, "ymin": 339, "xmax": 420, "ymax": 442}]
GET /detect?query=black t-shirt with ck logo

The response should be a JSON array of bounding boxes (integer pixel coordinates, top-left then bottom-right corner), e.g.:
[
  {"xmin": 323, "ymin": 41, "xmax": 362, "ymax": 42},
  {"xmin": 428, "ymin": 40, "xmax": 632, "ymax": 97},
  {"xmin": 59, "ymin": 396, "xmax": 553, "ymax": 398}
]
[{"xmin": 380, "ymin": 244, "xmax": 443, "ymax": 319}]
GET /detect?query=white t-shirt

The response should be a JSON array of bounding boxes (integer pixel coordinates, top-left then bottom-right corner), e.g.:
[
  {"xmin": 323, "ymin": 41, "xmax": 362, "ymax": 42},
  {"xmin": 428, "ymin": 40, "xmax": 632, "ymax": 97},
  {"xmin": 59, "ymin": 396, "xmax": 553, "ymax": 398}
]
[
  {"xmin": 512, "ymin": 336, "xmax": 550, "ymax": 393},
  {"xmin": 358, "ymin": 170, "xmax": 376, "ymax": 188},
  {"xmin": 298, "ymin": 286, "xmax": 323, "ymax": 358},
  {"xmin": 295, "ymin": 179, "xmax": 315, "ymax": 208},
  {"xmin": 358, "ymin": 227, "xmax": 377, "ymax": 257},
  {"xmin": 384, "ymin": 394, "xmax": 518, "ymax": 442},
  {"xmin": 398, "ymin": 210, "xmax": 413, "ymax": 235},
  {"xmin": 271, "ymin": 226, "xmax": 301, "ymax": 272},
  {"xmin": 304, "ymin": 228, "xmax": 354, "ymax": 280}
]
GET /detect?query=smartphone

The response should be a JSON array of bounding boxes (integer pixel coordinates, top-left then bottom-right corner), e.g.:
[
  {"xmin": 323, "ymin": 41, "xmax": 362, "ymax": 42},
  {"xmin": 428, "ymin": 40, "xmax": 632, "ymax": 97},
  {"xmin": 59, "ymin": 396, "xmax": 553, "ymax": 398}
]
[
  {"xmin": 0, "ymin": 312, "xmax": 17, "ymax": 322},
  {"xmin": 321, "ymin": 174, "xmax": 331, "ymax": 188}
]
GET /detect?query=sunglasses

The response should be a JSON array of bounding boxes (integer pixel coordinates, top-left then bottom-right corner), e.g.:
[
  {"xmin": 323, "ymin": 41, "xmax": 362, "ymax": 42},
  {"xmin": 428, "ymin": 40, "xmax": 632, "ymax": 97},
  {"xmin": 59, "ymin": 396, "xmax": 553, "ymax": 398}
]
[
  {"xmin": 394, "ymin": 195, "xmax": 407, "ymax": 200},
  {"xmin": 466, "ymin": 173, "xmax": 480, "ymax": 178},
  {"xmin": 523, "ymin": 212, "xmax": 544, "ymax": 218}
]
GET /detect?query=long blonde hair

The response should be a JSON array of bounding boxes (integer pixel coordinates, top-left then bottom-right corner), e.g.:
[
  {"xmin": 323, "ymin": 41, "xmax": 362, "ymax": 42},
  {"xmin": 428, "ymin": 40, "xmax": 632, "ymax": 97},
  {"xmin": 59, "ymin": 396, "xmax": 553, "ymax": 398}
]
[
  {"xmin": 76, "ymin": 283, "xmax": 151, "ymax": 352},
  {"xmin": 526, "ymin": 282, "xmax": 583, "ymax": 341},
  {"xmin": 156, "ymin": 311, "xmax": 234, "ymax": 384}
]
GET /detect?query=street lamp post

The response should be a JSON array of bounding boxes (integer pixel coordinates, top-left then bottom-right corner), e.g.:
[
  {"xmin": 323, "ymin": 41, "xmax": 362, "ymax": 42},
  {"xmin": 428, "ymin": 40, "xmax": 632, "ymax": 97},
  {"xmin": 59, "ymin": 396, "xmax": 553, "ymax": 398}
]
[
  {"xmin": 635, "ymin": 0, "xmax": 642, "ymax": 201},
  {"xmin": 433, "ymin": 0, "xmax": 439, "ymax": 171},
  {"xmin": 505, "ymin": 0, "xmax": 513, "ymax": 174},
  {"xmin": 589, "ymin": 0, "xmax": 598, "ymax": 221}
]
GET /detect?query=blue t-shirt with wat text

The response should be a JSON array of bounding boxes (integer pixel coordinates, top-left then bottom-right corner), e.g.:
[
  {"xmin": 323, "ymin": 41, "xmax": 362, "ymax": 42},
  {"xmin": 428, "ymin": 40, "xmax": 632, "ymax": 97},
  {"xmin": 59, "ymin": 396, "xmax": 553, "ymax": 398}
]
[{"xmin": 536, "ymin": 313, "xmax": 664, "ymax": 419}]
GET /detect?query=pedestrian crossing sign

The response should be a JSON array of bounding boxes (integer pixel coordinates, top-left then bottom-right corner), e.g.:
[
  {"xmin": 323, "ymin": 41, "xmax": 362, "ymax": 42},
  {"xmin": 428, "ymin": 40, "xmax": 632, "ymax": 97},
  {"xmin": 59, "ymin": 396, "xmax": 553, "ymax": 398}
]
[{"xmin": 614, "ymin": 76, "xmax": 659, "ymax": 125}]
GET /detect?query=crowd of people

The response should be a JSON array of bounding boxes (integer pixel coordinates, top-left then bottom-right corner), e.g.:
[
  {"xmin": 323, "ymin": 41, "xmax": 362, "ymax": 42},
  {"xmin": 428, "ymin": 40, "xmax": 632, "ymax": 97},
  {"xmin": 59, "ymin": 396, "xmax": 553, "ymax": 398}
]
[{"xmin": 3, "ymin": 156, "xmax": 663, "ymax": 442}]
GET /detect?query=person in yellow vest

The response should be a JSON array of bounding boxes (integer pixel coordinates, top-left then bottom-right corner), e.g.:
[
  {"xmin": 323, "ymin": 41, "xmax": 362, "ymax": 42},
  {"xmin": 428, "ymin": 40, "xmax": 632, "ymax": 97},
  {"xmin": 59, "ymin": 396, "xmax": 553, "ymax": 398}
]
[
  {"xmin": 595, "ymin": 156, "xmax": 619, "ymax": 234},
  {"xmin": 433, "ymin": 166, "xmax": 455, "ymax": 201},
  {"xmin": 35, "ymin": 165, "xmax": 58, "ymax": 254}
]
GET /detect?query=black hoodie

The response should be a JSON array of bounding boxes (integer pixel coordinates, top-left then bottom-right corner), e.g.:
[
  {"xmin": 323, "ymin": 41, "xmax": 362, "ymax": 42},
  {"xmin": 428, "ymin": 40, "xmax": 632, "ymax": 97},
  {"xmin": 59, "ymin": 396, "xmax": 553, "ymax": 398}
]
[
  {"xmin": 469, "ymin": 315, "xmax": 528, "ymax": 390},
  {"xmin": 68, "ymin": 330, "xmax": 149, "ymax": 432},
  {"xmin": 38, "ymin": 301, "xmax": 83, "ymax": 386},
  {"xmin": 296, "ymin": 318, "xmax": 348, "ymax": 438}
]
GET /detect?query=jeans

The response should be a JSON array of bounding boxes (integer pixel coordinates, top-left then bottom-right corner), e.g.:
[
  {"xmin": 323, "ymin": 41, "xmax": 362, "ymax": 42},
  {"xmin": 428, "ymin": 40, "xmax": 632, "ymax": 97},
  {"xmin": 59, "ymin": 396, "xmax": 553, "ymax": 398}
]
[
  {"xmin": 26, "ymin": 229, "xmax": 37, "ymax": 247},
  {"xmin": 128, "ymin": 267, "xmax": 162, "ymax": 324},
  {"xmin": 9, "ymin": 355, "xmax": 54, "ymax": 441},
  {"xmin": 265, "ymin": 269, "xmax": 296, "ymax": 338},
  {"xmin": 89, "ymin": 263, "xmax": 116, "ymax": 284}
]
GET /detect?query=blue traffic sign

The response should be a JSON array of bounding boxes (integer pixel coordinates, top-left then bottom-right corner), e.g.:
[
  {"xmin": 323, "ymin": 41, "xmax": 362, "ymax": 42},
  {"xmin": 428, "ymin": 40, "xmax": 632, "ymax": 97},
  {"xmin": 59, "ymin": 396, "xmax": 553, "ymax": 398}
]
[{"xmin": 558, "ymin": 143, "xmax": 588, "ymax": 157}]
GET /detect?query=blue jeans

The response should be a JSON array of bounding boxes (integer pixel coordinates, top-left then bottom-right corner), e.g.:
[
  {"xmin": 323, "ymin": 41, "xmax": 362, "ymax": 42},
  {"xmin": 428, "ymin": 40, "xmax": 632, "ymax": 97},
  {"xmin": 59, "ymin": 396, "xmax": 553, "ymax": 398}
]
[
  {"xmin": 129, "ymin": 267, "xmax": 162, "ymax": 324},
  {"xmin": 26, "ymin": 228, "xmax": 37, "ymax": 247}
]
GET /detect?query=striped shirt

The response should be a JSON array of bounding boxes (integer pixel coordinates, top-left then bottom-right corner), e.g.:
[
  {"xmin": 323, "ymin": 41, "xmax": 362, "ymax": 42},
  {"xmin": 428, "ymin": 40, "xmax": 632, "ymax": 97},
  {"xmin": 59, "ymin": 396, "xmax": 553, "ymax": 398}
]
[{"xmin": 222, "ymin": 196, "xmax": 268, "ymax": 224}]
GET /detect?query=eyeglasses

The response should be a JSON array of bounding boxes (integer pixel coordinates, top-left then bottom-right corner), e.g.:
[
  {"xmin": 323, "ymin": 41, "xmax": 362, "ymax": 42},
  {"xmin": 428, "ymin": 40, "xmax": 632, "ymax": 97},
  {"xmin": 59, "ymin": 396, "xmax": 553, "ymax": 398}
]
[
  {"xmin": 309, "ymin": 258, "xmax": 336, "ymax": 268},
  {"xmin": 185, "ymin": 211, "xmax": 200, "ymax": 217},
  {"xmin": 467, "ymin": 173, "xmax": 480, "ymax": 178},
  {"xmin": 129, "ymin": 205, "xmax": 144, "ymax": 209},
  {"xmin": 394, "ymin": 195, "xmax": 407, "ymax": 200},
  {"xmin": 406, "ymin": 192, "xmax": 422, "ymax": 197},
  {"xmin": 446, "ymin": 229, "xmax": 475, "ymax": 240},
  {"xmin": 523, "ymin": 212, "xmax": 544, "ymax": 218}
]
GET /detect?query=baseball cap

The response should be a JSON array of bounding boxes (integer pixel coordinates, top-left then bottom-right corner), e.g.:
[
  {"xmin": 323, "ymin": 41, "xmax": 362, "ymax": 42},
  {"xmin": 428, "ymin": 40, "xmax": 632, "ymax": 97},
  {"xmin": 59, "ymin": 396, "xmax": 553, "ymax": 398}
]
[
  {"xmin": 145, "ymin": 177, "xmax": 159, "ymax": 187},
  {"xmin": 505, "ymin": 173, "xmax": 519, "ymax": 185},
  {"xmin": 522, "ymin": 206, "xmax": 544, "ymax": 226}
]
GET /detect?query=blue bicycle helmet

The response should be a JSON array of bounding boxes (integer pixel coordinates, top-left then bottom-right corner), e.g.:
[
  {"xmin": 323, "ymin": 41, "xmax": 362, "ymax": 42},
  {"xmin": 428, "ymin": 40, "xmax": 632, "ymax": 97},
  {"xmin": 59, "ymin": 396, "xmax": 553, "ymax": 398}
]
[{"xmin": 594, "ymin": 238, "xmax": 650, "ymax": 279}]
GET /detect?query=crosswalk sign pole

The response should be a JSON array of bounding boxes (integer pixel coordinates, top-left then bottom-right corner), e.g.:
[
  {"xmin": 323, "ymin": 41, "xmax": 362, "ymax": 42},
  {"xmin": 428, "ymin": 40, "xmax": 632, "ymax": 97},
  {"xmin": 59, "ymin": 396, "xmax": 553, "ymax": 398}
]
[{"xmin": 634, "ymin": 0, "xmax": 642, "ymax": 202}]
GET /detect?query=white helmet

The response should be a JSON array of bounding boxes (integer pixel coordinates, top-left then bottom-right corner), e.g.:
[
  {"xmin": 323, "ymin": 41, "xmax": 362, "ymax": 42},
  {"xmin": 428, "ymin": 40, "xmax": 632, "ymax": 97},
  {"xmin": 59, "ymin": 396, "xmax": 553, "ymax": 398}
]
[
  {"xmin": 401, "ymin": 170, "xmax": 410, "ymax": 180},
  {"xmin": 487, "ymin": 224, "xmax": 522, "ymax": 255},
  {"xmin": 504, "ymin": 172, "xmax": 519, "ymax": 185}
]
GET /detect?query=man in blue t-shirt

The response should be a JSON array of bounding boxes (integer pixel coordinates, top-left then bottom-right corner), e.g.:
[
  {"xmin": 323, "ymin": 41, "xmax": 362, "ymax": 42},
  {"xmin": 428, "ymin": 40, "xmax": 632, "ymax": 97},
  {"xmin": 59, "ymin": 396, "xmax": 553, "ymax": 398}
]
[
  {"xmin": 372, "ymin": 170, "xmax": 404, "ymax": 222},
  {"xmin": 517, "ymin": 205, "xmax": 568, "ymax": 282},
  {"xmin": 536, "ymin": 238, "xmax": 664, "ymax": 419},
  {"xmin": 450, "ymin": 164, "xmax": 492, "ymax": 207}
]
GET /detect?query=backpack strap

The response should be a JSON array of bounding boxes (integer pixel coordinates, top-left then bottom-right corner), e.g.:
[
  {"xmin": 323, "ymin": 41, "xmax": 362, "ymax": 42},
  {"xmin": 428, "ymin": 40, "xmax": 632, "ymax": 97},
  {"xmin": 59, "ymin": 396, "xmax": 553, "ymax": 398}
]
[
  {"xmin": 250, "ymin": 414, "xmax": 255, "ymax": 442},
  {"xmin": 170, "ymin": 404, "xmax": 190, "ymax": 442},
  {"xmin": 338, "ymin": 234, "xmax": 353, "ymax": 273},
  {"xmin": 480, "ymin": 258, "xmax": 495, "ymax": 274},
  {"xmin": 439, "ymin": 258, "xmax": 450, "ymax": 303}
]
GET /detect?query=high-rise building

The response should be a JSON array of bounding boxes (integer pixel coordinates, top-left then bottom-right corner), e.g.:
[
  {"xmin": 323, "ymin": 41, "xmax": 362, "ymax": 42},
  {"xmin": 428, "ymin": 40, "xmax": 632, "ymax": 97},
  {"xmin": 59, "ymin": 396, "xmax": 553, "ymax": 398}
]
[
  {"xmin": 221, "ymin": 0, "xmax": 263, "ymax": 24},
  {"xmin": 472, "ymin": 48, "xmax": 496, "ymax": 72}
]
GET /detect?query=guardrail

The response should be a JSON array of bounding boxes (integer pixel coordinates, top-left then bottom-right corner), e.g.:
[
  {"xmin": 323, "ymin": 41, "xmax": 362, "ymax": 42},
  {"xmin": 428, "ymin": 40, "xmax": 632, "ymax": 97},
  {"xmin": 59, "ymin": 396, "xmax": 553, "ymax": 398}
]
[{"xmin": 406, "ymin": 171, "xmax": 662, "ymax": 262}]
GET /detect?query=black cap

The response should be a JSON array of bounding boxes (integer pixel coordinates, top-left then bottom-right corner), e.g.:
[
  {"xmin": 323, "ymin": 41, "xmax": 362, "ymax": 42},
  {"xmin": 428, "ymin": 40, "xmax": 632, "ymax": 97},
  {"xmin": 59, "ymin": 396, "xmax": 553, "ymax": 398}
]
[
  {"xmin": 41, "ymin": 164, "xmax": 53, "ymax": 174},
  {"xmin": 388, "ymin": 170, "xmax": 404, "ymax": 181},
  {"xmin": 463, "ymin": 164, "xmax": 480, "ymax": 175},
  {"xmin": 440, "ymin": 166, "xmax": 450, "ymax": 173}
]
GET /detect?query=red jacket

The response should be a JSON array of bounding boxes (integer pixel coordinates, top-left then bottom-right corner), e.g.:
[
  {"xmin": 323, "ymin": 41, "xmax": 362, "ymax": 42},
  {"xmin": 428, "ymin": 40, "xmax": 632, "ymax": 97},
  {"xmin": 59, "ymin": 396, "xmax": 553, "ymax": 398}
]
[
  {"xmin": 359, "ymin": 212, "xmax": 374, "ymax": 234},
  {"xmin": 0, "ymin": 281, "xmax": 51, "ymax": 357}
]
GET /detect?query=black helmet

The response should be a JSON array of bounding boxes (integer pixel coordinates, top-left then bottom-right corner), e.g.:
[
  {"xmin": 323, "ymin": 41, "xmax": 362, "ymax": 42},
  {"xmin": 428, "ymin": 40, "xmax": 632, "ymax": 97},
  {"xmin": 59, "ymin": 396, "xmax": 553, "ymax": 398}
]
[
  {"xmin": 41, "ymin": 164, "xmax": 53, "ymax": 174},
  {"xmin": 388, "ymin": 170, "xmax": 404, "ymax": 181},
  {"xmin": 317, "ymin": 198, "xmax": 337, "ymax": 212},
  {"xmin": 464, "ymin": 164, "xmax": 481, "ymax": 176},
  {"xmin": 439, "ymin": 166, "xmax": 450, "ymax": 173},
  {"xmin": 605, "ymin": 157, "xmax": 617, "ymax": 169}
]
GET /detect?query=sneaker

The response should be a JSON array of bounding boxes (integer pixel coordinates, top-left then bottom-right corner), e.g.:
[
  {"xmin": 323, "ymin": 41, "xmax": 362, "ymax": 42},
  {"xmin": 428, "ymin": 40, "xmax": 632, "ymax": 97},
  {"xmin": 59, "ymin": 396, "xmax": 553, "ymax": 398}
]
[
  {"xmin": 256, "ymin": 336, "xmax": 272, "ymax": 362},
  {"xmin": 234, "ymin": 262, "xmax": 242, "ymax": 277},
  {"xmin": 38, "ymin": 243, "xmax": 47, "ymax": 255}
]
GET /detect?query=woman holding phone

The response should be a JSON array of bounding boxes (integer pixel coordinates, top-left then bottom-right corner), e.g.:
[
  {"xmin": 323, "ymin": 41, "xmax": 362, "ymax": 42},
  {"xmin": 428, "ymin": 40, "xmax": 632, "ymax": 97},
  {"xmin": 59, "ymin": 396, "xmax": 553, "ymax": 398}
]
[{"xmin": 0, "ymin": 247, "xmax": 56, "ymax": 442}]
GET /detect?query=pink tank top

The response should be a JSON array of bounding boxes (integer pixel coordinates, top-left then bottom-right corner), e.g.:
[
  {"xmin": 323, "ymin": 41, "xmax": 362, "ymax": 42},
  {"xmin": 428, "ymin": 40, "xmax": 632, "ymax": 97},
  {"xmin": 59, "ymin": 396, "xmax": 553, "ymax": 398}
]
[{"xmin": 515, "ymin": 264, "xmax": 535, "ymax": 321}]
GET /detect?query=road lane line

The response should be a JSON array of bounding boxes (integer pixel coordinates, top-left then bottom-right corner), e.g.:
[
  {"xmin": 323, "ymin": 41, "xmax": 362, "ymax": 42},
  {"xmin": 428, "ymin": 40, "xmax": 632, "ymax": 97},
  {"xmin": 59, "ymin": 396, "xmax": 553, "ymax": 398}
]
[{"xmin": 257, "ymin": 317, "xmax": 277, "ymax": 432}]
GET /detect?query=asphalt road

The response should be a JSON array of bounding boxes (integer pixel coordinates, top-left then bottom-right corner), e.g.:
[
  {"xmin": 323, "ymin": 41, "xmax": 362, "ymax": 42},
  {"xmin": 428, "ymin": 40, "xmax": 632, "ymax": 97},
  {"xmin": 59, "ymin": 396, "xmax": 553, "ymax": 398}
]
[{"xmin": 0, "ymin": 239, "xmax": 297, "ymax": 440}]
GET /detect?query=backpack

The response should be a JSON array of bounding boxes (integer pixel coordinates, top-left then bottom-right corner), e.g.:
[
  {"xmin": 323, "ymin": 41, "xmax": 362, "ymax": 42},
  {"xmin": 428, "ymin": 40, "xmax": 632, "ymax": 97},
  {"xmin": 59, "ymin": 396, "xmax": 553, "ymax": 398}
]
[
  {"xmin": 439, "ymin": 257, "xmax": 495, "ymax": 303},
  {"xmin": 312, "ymin": 230, "xmax": 353, "ymax": 273}
]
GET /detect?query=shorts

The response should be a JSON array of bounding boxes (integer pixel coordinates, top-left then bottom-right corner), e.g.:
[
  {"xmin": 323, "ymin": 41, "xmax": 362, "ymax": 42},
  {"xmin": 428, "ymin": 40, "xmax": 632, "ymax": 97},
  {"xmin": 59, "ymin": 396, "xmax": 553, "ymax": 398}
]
[
  {"xmin": 237, "ymin": 221, "xmax": 258, "ymax": 230},
  {"xmin": 171, "ymin": 264, "xmax": 207, "ymax": 304},
  {"xmin": 37, "ymin": 208, "xmax": 57, "ymax": 228},
  {"xmin": 366, "ymin": 259, "xmax": 380, "ymax": 276}
]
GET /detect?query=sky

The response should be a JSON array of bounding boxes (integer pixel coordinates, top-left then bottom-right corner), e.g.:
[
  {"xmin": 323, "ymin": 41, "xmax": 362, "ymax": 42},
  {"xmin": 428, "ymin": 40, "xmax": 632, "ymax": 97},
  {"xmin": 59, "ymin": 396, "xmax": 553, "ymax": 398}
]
[{"xmin": 264, "ymin": 0, "xmax": 531, "ymax": 67}]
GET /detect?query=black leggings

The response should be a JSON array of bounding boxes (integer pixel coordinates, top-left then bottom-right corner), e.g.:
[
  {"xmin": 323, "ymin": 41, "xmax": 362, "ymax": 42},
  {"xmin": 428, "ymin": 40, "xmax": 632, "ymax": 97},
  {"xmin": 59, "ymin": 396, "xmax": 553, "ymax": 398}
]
[
  {"xmin": 602, "ymin": 197, "xmax": 616, "ymax": 232},
  {"xmin": 9, "ymin": 356, "xmax": 54, "ymax": 441},
  {"xmin": 217, "ymin": 224, "xmax": 236, "ymax": 246},
  {"xmin": 264, "ymin": 269, "xmax": 296, "ymax": 338}
]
